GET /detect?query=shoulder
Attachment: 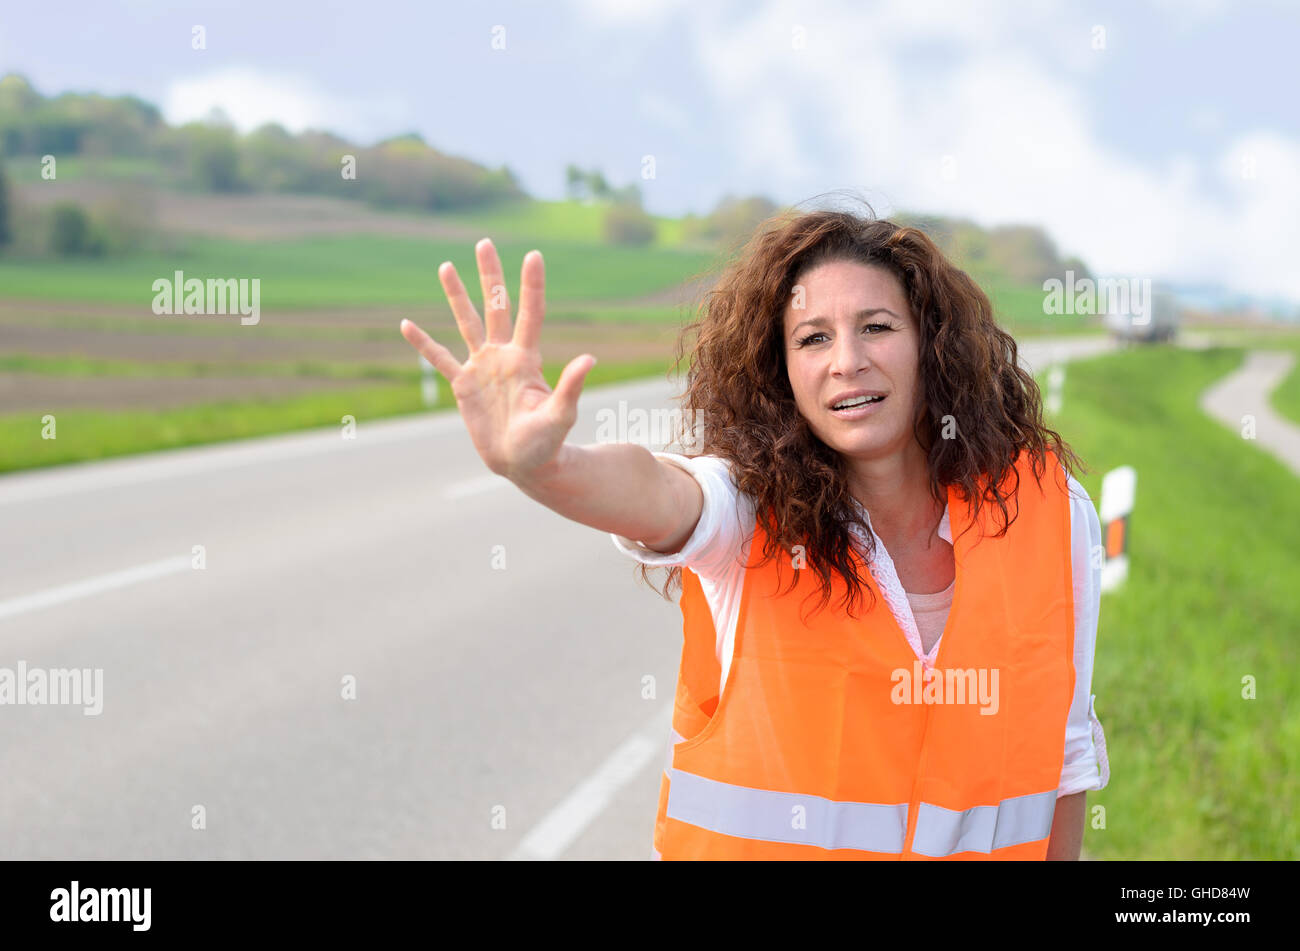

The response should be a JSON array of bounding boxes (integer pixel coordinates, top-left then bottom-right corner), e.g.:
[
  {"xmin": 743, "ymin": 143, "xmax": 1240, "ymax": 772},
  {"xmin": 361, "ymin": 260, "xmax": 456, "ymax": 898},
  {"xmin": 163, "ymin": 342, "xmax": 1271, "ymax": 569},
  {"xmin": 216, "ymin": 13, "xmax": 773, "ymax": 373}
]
[
  {"xmin": 655, "ymin": 452, "xmax": 738, "ymax": 489},
  {"xmin": 1058, "ymin": 463, "xmax": 1101, "ymax": 536}
]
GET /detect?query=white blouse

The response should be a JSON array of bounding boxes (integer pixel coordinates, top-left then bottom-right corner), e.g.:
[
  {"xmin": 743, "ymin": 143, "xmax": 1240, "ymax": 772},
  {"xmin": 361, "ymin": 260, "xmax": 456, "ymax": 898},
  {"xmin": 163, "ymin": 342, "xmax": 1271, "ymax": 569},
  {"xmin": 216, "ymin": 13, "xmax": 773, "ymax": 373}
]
[{"xmin": 611, "ymin": 452, "xmax": 1110, "ymax": 799}]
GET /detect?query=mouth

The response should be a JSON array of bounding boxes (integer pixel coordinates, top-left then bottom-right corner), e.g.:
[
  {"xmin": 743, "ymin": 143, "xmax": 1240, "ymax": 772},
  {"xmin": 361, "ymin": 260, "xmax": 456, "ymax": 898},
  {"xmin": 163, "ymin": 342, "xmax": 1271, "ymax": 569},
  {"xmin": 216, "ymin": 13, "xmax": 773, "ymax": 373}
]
[{"xmin": 828, "ymin": 394, "xmax": 887, "ymax": 419}]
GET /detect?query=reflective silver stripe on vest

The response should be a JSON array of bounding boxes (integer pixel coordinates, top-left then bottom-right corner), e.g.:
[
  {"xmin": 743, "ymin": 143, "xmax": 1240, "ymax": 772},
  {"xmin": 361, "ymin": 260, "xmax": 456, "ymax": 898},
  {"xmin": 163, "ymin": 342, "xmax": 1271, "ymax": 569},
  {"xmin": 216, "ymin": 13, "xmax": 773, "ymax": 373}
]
[
  {"xmin": 665, "ymin": 768, "xmax": 909, "ymax": 853},
  {"xmin": 910, "ymin": 790, "xmax": 1057, "ymax": 856},
  {"xmin": 662, "ymin": 728, "xmax": 686, "ymax": 777}
]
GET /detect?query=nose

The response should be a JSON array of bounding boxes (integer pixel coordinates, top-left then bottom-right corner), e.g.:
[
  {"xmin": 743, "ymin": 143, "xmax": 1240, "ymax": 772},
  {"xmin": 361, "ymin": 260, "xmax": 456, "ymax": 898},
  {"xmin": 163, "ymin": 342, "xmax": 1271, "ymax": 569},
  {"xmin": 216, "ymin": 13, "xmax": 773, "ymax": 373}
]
[{"xmin": 830, "ymin": 329, "xmax": 871, "ymax": 377}]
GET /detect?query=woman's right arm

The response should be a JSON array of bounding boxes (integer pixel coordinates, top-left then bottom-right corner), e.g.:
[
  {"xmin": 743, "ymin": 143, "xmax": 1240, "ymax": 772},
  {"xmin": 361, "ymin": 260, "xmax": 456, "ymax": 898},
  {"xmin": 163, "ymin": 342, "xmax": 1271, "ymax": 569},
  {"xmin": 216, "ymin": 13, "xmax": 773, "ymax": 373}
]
[
  {"xmin": 514, "ymin": 442, "xmax": 705, "ymax": 555},
  {"xmin": 398, "ymin": 237, "xmax": 702, "ymax": 555}
]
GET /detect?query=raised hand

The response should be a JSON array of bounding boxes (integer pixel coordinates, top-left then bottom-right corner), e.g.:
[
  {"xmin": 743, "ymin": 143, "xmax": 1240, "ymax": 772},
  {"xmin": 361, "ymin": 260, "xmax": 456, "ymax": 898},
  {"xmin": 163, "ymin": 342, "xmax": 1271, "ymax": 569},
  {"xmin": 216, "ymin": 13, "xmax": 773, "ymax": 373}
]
[{"xmin": 399, "ymin": 238, "xmax": 597, "ymax": 483}]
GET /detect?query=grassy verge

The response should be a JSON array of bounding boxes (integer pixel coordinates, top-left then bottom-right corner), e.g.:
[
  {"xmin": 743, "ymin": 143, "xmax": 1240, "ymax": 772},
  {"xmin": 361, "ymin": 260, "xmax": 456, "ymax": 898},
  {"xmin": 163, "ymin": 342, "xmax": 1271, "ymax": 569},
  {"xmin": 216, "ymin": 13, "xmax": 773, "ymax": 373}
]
[
  {"xmin": 1251, "ymin": 334, "xmax": 1300, "ymax": 425},
  {"xmin": 0, "ymin": 357, "xmax": 676, "ymax": 474},
  {"xmin": 1273, "ymin": 357, "xmax": 1300, "ymax": 424},
  {"xmin": 1053, "ymin": 345, "xmax": 1298, "ymax": 859}
]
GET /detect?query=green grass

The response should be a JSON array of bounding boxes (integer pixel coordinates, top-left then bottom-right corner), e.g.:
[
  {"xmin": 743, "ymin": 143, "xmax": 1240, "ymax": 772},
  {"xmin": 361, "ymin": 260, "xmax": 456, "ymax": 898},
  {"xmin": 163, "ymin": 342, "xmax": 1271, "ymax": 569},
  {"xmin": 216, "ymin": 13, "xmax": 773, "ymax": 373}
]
[
  {"xmin": 0, "ymin": 310, "xmax": 408, "ymax": 341},
  {"xmin": 1050, "ymin": 344, "xmax": 1298, "ymax": 859},
  {"xmin": 0, "ymin": 353, "xmax": 415, "ymax": 381},
  {"xmin": 2, "ymin": 304, "xmax": 694, "ymax": 339},
  {"xmin": 0, "ymin": 234, "xmax": 717, "ymax": 310},
  {"xmin": 1254, "ymin": 333, "xmax": 1300, "ymax": 425},
  {"xmin": 433, "ymin": 197, "xmax": 690, "ymax": 247},
  {"xmin": 1273, "ymin": 357, "xmax": 1300, "ymax": 424},
  {"xmin": 0, "ymin": 357, "xmax": 676, "ymax": 473},
  {"xmin": 988, "ymin": 281, "xmax": 1105, "ymax": 337}
]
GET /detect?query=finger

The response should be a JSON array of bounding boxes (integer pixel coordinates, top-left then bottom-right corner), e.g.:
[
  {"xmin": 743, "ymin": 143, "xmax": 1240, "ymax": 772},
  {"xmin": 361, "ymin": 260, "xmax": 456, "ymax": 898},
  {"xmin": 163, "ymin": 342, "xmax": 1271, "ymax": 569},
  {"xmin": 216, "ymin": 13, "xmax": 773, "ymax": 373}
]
[
  {"xmin": 513, "ymin": 250, "xmax": 546, "ymax": 352},
  {"xmin": 438, "ymin": 260, "xmax": 486, "ymax": 354},
  {"xmin": 475, "ymin": 238, "xmax": 512, "ymax": 345},
  {"xmin": 400, "ymin": 318, "xmax": 463, "ymax": 383},
  {"xmin": 546, "ymin": 353, "xmax": 597, "ymax": 423}
]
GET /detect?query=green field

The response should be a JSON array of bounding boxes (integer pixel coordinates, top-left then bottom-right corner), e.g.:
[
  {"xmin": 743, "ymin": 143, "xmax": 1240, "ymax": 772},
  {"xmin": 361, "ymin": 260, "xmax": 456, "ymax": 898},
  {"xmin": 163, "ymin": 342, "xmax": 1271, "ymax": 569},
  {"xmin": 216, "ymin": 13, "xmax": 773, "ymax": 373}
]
[
  {"xmin": 0, "ymin": 234, "xmax": 718, "ymax": 309},
  {"xmin": 1052, "ymin": 344, "xmax": 1298, "ymax": 860},
  {"xmin": 0, "ymin": 235, "xmax": 1099, "ymax": 330},
  {"xmin": 440, "ymin": 197, "xmax": 692, "ymax": 247}
]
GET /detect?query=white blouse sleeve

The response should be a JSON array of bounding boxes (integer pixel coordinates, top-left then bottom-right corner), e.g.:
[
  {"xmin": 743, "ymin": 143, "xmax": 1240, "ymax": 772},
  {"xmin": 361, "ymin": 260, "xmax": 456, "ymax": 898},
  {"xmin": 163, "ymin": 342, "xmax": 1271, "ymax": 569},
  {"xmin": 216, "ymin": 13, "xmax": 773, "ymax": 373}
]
[{"xmin": 1058, "ymin": 467, "xmax": 1111, "ymax": 797}]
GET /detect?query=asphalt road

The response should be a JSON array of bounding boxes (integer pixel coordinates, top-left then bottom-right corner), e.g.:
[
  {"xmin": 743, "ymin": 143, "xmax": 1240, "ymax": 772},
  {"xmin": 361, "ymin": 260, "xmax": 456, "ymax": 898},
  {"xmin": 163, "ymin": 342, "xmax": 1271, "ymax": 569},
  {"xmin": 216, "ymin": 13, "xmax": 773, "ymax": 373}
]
[{"xmin": 0, "ymin": 335, "xmax": 1115, "ymax": 860}]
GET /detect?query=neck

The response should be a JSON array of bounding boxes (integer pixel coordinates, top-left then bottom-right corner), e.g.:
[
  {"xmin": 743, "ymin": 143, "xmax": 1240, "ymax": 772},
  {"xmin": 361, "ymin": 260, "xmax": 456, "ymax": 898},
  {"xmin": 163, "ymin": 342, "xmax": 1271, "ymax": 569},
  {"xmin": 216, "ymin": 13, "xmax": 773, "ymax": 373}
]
[{"xmin": 845, "ymin": 440, "xmax": 942, "ymax": 546}]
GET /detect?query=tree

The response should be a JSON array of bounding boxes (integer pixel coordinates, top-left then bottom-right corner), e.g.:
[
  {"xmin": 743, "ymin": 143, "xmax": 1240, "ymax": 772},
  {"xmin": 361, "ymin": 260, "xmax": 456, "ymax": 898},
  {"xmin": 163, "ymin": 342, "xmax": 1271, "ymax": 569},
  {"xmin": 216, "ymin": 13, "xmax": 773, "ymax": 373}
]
[
  {"xmin": 1060, "ymin": 255, "xmax": 1093, "ymax": 282},
  {"xmin": 987, "ymin": 224, "xmax": 1061, "ymax": 285},
  {"xmin": 603, "ymin": 202, "xmax": 656, "ymax": 245},
  {"xmin": 0, "ymin": 163, "xmax": 11, "ymax": 248},
  {"xmin": 611, "ymin": 182, "xmax": 642, "ymax": 207},
  {"xmin": 186, "ymin": 124, "xmax": 242, "ymax": 192},
  {"xmin": 587, "ymin": 169, "xmax": 610, "ymax": 200},
  {"xmin": 682, "ymin": 194, "xmax": 780, "ymax": 246},
  {"xmin": 564, "ymin": 163, "xmax": 585, "ymax": 200},
  {"xmin": 49, "ymin": 201, "xmax": 103, "ymax": 255}
]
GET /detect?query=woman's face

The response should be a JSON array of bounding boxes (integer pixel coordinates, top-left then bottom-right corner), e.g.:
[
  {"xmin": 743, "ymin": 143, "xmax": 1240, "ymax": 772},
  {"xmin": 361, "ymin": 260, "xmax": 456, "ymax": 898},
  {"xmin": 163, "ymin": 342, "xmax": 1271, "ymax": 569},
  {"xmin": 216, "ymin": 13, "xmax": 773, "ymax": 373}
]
[{"xmin": 783, "ymin": 259, "xmax": 922, "ymax": 462}]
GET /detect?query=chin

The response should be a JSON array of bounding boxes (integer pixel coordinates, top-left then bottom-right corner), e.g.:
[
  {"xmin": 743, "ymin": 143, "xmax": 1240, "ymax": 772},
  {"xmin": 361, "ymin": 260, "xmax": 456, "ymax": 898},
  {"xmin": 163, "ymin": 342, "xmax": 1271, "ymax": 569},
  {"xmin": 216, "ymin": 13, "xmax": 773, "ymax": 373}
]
[{"xmin": 816, "ymin": 431, "xmax": 886, "ymax": 456}]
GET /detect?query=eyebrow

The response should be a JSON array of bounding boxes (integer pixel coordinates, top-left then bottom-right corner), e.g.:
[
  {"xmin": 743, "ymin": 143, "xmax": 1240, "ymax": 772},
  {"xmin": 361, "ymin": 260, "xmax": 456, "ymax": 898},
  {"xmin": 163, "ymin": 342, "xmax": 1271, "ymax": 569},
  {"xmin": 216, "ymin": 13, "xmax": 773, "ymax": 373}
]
[{"xmin": 790, "ymin": 308, "xmax": 902, "ymax": 337}]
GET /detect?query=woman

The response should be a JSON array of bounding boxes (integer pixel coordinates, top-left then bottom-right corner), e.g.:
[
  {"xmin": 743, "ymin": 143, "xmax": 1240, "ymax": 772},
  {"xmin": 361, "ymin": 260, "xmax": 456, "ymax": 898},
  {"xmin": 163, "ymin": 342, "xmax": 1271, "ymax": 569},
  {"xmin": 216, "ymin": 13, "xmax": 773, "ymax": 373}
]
[{"xmin": 399, "ymin": 205, "xmax": 1109, "ymax": 861}]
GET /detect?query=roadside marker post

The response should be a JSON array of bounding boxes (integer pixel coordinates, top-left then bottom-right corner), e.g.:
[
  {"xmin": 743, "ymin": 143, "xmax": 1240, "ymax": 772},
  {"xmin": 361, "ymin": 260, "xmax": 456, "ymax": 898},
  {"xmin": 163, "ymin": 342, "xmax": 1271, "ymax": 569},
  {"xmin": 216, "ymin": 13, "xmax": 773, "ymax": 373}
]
[
  {"xmin": 1098, "ymin": 465, "xmax": 1137, "ymax": 594},
  {"xmin": 420, "ymin": 355, "xmax": 438, "ymax": 407}
]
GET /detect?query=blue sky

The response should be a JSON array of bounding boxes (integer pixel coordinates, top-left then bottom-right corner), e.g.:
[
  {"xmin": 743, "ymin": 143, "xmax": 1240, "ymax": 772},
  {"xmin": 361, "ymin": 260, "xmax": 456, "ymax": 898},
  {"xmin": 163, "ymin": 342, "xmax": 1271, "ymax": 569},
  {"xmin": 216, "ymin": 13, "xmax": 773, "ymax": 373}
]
[{"xmin": 3, "ymin": 0, "xmax": 1297, "ymax": 304}]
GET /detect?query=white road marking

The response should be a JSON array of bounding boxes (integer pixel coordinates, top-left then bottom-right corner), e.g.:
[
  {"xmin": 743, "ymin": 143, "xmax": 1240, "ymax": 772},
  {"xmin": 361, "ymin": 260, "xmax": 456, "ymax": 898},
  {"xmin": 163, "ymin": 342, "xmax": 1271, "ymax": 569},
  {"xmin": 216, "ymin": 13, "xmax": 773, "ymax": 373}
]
[
  {"xmin": 0, "ymin": 556, "xmax": 192, "ymax": 622},
  {"xmin": 508, "ymin": 707, "xmax": 672, "ymax": 860}
]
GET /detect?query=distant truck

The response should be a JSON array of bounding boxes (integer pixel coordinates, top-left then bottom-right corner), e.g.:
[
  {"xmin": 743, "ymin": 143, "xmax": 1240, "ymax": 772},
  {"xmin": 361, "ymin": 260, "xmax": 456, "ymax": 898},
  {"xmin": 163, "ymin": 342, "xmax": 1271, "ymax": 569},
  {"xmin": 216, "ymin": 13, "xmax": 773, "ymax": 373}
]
[{"xmin": 1104, "ymin": 289, "xmax": 1180, "ymax": 343}]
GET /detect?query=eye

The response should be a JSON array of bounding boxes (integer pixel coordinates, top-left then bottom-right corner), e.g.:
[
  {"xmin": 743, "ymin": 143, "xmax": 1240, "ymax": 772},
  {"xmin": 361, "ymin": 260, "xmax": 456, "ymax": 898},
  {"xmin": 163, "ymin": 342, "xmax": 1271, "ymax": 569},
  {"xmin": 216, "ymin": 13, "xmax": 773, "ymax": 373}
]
[{"xmin": 795, "ymin": 324, "xmax": 892, "ymax": 347}]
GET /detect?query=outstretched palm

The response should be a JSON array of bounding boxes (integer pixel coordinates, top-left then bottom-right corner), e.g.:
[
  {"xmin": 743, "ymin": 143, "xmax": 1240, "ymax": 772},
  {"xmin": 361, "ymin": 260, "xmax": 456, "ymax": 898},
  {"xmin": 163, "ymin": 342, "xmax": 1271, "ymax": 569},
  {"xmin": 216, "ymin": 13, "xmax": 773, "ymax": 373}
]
[{"xmin": 399, "ymin": 239, "xmax": 596, "ymax": 482}]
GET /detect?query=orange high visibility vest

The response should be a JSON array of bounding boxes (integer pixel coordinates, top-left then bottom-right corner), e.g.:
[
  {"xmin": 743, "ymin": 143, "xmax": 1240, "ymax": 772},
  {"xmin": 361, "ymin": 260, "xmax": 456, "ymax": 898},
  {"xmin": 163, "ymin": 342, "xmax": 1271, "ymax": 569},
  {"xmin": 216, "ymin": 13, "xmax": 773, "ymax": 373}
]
[{"xmin": 653, "ymin": 448, "xmax": 1076, "ymax": 860}]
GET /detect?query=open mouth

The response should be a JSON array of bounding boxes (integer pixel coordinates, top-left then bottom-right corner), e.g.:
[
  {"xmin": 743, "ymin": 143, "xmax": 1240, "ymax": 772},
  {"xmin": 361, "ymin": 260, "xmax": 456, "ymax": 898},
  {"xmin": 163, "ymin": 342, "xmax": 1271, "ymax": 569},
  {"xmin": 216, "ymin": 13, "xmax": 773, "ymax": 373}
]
[{"xmin": 829, "ymin": 395, "xmax": 886, "ymax": 417}]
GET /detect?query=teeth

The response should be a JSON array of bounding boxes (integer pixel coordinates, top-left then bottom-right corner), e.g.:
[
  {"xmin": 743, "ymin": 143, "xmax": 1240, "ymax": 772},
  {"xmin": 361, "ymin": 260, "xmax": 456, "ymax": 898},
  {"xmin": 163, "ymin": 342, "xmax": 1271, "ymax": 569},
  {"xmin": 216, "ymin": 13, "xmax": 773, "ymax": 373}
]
[{"xmin": 833, "ymin": 396, "xmax": 883, "ymax": 410}]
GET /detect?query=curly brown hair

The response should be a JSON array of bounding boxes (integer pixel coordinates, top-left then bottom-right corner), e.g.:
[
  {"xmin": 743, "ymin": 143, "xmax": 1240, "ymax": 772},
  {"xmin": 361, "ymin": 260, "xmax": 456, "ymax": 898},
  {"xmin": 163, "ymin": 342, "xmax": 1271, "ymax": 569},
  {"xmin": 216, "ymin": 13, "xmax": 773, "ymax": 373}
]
[{"xmin": 637, "ymin": 198, "xmax": 1084, "ymax": 624}]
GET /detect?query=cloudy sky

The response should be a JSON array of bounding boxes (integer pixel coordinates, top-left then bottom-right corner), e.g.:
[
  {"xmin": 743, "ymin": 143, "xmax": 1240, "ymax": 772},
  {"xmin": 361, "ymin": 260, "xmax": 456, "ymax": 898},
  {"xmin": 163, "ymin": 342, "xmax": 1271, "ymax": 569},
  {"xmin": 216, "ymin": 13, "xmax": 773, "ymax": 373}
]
[{"xmin": 3, "ymin": 0, "xmax": 1297, "ymax": 304}]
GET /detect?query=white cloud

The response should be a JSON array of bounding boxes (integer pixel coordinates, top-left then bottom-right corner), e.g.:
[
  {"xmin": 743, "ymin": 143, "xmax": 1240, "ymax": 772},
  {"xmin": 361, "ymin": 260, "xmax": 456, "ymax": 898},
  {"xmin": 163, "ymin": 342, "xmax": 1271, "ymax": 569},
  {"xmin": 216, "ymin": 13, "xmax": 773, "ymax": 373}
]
[
  {"xmin": 568, "ymin": 0, "xmax": 693, "ymax": 25},
  {"xmin": 162, "ymin": 67, "xmax": 405, "ymax": 142},
  {"xmin": 657, "ymin": 0, "xmax": 1299, "ymax": 302}
]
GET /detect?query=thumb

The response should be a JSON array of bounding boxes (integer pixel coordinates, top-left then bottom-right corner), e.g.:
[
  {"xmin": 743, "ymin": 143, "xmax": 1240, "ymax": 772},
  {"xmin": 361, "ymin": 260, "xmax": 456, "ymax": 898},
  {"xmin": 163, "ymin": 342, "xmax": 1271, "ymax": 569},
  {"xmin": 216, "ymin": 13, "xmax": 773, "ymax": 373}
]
[{"xmin": 548, "ymin": 353, "xmax": 597, "ymax": 419}]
